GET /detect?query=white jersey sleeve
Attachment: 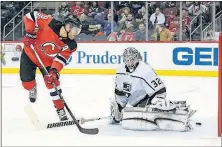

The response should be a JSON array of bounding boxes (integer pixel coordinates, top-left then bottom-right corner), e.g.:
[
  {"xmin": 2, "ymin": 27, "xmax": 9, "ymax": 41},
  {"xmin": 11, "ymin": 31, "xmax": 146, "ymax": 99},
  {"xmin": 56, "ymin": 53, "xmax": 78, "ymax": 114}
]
[
  {"xmin": 138, "ymin": 62, "xmax": 165, "ymax": 97},
  {"xmin": 115, "ymin": 63, "xmax": 126, "ymax": 91}
]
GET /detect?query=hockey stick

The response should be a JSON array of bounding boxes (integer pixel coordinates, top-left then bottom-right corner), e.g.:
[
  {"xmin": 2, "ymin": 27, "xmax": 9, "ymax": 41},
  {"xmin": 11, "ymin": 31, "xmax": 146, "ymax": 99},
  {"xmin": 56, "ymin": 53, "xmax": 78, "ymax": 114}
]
[
  {"xmin": 46, "ymin": 116, "xmax": 110, "ymax": 129},
  {"xmin": 29, "ymin": 44, "xmax": 99, "ymax": 135},
  {"xmin": 79, "ymin": 116, "xmax": 110, "ymax": 124}
]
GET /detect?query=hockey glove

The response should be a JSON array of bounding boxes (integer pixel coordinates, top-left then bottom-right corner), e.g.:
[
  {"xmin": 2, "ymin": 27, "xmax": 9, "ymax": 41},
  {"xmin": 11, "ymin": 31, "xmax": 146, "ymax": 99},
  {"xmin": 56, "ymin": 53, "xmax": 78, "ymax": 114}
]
[
  {"xmin": 44, "ymin": 68, "xmax": 60, "ymax": 85},
  {"xmin": 109, "ymin": 98, "xmax": 123, "ymax": 124}
]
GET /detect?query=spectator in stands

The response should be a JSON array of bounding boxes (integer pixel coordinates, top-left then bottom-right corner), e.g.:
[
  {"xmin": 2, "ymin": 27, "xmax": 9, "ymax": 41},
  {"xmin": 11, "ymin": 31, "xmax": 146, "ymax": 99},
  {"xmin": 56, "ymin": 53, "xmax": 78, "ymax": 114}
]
[
  {"xmin": 165, "ymin": 11, "xmax": 176, "ymax": 28},
  {"xmin": 188, "ymin": 2, "xmax": 206, "ymax": 28},
  {"xmin": 78, "ymin": 13, "xmax": 90, "ymax": 35},
  {"xmin": 182, "ymin": 8, "xmax": 191, "ymax": 40},
  {"xmin": 168, "ymin": 2, "xmax": 179, "ymax": 16},
  {"xmin": 102, "ymin": 13, "xmax": 117, "ymax": 36},
  {"xmin": 118, "ymin": 7, "xmax": 130, "ymax": 20},
  {"xmin": 104, "ymin": 2, "xmax": 124, "ymax": 11},
  {"xmin": 216, "ymin": 2, "xmax": 222, "ymax": 14},
  {"xmin": 119, "ymin": 23, "xmax": 134, "ymax": 41},
  {"xmin": 57, "ymin": 2, "xmax": 70, "ymax": 20},
  {"xmin": 82, "ymin": 2, "xmax": 90, "ymax": 15},
  {"xmin": 150, "ymin": 8, "xmax": 166, "ymax": 27},
  {"xmin": 107, "ymin": 32, "xmax": 118, "ymax": 41},
  {"xmin": 148, "ymin": 2, "xmax": 158, "ymax": 16},
  {"xmin": 117, "ymin": 2, "xmax": 131, "ymax": 10},
  {"xmin": 153, "ymin": 24, "xmax": 173, "ymax": 41},
  {"xmin": 182, "ymin": 8, "xmax": 191, "ymax": 31},
  {"xmin": 1, "ymin": 2, "xmax": 8, "ymax": 29},
  {"xmin": 88, "ymin": 2, "xmax": 102, "ymax": 18},
  {"xmin": 168, "ymin": 17, "xmax": 180, "ymax": 39},
  {"xmin": 137, "ymin": 6, "xmax": 146, "ymax": 19},
  {"xmin": 88, "ymin": 18, "xmax": 102, "ymax": 36},
  {"xmin": 131, "ymin": 2, "xmax": 145, "ymax": 16},
  {"xmin": 134, "ymin": 23, "xmax": 146, "ymax": 41},
  {"xmin": 71, "ymin": 2, "xmax": 85, "ymax": 17},
  {"xmin": 188, "ymin": 2, "xmax": 206, "ymax": 16},
  {"xmin": 77, "ymin": 13, "xmax": 101, "ymax": 37},
  {"xmin": 117, "ymin": 13, "xmax": 134, "ymax": 34},
  {"xmin": 132, "ymin": 13, "xmax": 145, "ymax": 31},
  {"xmin": 183, "ymin": 1, "xmax": 192, "ymax": 8}
]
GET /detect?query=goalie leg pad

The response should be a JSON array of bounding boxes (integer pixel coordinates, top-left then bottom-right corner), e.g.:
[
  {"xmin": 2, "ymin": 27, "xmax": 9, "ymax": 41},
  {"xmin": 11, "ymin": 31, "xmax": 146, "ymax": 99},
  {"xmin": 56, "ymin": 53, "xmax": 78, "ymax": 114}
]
[{"xmin": 122, "ymin": 107, "xmax": 193, "ymax": 132}]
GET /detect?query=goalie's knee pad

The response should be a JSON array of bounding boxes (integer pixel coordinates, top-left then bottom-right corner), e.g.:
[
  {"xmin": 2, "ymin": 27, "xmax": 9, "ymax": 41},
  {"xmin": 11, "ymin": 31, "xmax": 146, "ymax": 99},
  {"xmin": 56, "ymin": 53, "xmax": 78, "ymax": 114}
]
[{"xmin": 122, "ymin": 106, "xmax": 194, "ymax": 132}]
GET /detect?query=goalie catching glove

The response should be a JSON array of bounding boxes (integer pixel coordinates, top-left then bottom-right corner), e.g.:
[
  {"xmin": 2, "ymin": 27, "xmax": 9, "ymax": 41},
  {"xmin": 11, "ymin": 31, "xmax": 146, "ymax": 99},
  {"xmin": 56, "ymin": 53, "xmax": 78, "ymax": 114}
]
[{"xmin": 109, "ymin": 98, "xmax": 123, "ymax": 124}]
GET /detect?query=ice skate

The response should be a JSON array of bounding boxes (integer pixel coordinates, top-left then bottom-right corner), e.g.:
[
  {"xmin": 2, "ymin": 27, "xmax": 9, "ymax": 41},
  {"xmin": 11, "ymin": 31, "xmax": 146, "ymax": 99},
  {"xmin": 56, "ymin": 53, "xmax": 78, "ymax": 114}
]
[{"xmin": 29, "ymin": 86, "xmax": 37, "ymax": 103}]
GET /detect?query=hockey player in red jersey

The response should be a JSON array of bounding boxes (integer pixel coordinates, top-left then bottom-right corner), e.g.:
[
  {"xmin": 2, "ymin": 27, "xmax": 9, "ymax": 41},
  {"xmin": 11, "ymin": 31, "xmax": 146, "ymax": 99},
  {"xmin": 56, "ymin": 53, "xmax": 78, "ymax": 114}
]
[{"xmin": 20, "ymin": 11, "xmax": 81, "ymax": 121}]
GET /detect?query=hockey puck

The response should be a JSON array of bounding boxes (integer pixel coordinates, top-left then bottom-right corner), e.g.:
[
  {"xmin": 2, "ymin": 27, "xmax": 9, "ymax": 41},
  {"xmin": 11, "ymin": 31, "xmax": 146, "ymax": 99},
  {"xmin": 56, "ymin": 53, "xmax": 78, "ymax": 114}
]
[{"xmin": 195, "ymin": 122, "xmax": 202, "ymax": 126}]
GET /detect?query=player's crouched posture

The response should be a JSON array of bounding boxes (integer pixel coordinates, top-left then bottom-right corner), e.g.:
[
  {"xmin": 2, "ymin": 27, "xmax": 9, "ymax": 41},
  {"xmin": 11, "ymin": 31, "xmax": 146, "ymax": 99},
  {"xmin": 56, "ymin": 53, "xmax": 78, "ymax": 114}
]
[
  {"xmin": 109, "ymin": 47, "xmax": 196, "ymax": 132},
  {"xmin": 20, "ymin": 11, "xmax": 81, "ymax": 121}
]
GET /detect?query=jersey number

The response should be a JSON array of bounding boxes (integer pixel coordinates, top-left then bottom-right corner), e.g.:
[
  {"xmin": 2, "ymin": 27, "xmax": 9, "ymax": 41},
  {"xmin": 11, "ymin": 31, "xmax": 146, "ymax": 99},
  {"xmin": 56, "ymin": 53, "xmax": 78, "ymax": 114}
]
[{"xmin": 151, "ymin": 78, "xmax": 162, "ymax": 88}]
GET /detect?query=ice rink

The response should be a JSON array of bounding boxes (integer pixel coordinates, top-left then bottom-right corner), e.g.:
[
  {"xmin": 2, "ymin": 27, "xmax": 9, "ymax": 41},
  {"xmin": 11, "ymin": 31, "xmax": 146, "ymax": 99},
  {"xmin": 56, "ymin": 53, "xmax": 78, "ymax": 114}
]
[{"xmin": 2, "ymin": 74, "xmax": 221, "ymax": 146}]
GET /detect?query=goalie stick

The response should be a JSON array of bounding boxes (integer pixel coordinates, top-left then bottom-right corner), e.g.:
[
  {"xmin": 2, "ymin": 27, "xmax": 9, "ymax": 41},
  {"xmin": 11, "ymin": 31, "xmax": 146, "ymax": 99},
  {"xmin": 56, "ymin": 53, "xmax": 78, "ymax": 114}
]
[{"xmin": 25, "ymin": 44, "xmax": 99, "ymax": 135}]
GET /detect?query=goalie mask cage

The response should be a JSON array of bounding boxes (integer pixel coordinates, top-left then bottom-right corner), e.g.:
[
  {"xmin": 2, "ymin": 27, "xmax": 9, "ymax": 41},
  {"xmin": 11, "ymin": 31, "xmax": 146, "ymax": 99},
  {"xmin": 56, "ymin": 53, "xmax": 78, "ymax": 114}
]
[{"xmin": 219, "ymin": 32, "xmax": 222, "ymax": 137}]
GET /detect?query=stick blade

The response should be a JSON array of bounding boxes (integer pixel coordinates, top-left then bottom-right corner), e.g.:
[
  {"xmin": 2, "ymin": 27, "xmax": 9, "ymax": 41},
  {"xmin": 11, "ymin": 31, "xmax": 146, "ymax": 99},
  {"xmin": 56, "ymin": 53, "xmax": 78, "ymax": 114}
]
[
  {"xmin": 24, "ymin": 104, "xmax": 44, "ymax": 130},
  {"xmin": 80, "ymin": 128, "xmax": 99, "ymax": 135}
]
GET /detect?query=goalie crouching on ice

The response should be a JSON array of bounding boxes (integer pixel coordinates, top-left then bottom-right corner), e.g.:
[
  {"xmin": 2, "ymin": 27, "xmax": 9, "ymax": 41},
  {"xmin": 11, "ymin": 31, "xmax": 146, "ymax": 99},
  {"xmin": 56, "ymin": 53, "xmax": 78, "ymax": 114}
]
[{"xmin": 109, "ymin": 47, "xmax": 196, "ymax": 132}]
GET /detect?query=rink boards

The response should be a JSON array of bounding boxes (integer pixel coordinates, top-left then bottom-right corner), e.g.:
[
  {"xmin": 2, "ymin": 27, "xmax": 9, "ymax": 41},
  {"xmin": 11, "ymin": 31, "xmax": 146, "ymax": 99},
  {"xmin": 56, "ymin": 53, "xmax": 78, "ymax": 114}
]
[{"xmin": 1, "ymin": 42, "xmax": 219, "ymax": 77}]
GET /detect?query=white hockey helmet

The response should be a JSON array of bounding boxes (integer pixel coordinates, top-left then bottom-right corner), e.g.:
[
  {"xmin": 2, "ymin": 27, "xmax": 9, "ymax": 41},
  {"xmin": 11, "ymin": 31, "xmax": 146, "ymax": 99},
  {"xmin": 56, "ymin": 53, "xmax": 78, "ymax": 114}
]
[{"xmin": 123, "ymin": 47, "xmax": 142, "ymax": 72}]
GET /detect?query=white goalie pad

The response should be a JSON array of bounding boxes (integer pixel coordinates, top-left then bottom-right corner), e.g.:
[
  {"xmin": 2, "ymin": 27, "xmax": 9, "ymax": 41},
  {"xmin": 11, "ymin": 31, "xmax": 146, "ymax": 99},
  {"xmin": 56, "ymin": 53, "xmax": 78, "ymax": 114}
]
[{"xmin": 122, "ymin": 106, "xmax": 194, "ymax": 132}]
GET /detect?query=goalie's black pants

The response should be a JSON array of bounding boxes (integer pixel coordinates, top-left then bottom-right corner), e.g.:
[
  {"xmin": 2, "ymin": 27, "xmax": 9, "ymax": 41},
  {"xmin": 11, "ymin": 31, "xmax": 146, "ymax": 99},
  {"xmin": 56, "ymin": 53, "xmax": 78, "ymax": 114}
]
[{"xmin": 134, "ymin": 87, "xmax": 166, "ymax": 107}]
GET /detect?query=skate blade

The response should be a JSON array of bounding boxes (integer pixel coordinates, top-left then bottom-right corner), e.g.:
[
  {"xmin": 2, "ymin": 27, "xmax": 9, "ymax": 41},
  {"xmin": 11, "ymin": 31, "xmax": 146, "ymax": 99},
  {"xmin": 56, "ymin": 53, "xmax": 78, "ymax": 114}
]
[{"xmin": 24, "ymin": 104, "xmax": 44, "ymax": 130}]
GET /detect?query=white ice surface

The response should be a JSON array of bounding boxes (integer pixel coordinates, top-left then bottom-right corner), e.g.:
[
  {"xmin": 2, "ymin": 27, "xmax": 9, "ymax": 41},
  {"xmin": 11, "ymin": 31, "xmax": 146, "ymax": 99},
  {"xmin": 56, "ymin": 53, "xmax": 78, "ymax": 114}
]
[{"xmin": 2, "ymin": 74, "xmax": 221, "ymax": 146}]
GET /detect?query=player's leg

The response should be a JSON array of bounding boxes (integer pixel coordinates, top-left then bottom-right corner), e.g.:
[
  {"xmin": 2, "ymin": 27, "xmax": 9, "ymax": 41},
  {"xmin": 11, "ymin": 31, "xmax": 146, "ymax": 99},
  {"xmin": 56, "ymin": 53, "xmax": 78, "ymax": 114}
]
[
  {"xmin": 20, "ymin": 50, "xmax": 37, "ymax": 103},
  {"xmin": 39, "ymin": 67, "xmax": 68, "ymax": 121}
]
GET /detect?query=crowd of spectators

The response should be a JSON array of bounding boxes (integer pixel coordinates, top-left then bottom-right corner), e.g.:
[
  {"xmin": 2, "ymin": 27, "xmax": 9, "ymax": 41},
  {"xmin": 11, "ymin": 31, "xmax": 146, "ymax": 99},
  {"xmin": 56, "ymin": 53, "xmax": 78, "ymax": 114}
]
[
  {"xmin": 1, "ymin": 2, "xmax": 29, "ymax": 31},
  {"xmin": 1, "ymin": 1, "xmax": 221, "ymax": 41},
  {"xmin": 55, "ymin": 1, "xmax": 222, "ymax": 41}
]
